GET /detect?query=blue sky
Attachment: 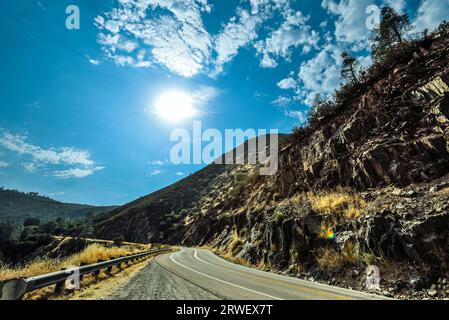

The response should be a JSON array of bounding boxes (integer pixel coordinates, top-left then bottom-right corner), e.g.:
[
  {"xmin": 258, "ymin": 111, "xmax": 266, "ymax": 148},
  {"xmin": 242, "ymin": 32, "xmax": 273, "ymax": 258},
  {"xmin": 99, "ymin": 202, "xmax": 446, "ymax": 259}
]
[{"xmin": 0, "ymin": 0, "xmax": 448, "ymax": 205}]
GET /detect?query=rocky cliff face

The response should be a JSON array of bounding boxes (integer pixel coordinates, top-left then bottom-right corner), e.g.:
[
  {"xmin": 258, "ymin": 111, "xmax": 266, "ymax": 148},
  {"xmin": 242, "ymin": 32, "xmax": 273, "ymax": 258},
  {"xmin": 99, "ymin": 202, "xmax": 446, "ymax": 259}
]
[
  {"xmin": 96, "ymin": 30, "xmax": 449, "ymax": 298},
  {"xmin": 277, "ymin": 47, "xmax": 449, "ymax": 194}
]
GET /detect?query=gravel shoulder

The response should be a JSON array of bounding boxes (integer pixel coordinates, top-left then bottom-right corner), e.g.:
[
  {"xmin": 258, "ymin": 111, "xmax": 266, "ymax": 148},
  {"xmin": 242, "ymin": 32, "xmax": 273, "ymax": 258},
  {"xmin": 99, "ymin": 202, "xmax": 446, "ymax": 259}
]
[{"xmin": 104, "ymin": 259, "xmax": 219, "ymax": 300}]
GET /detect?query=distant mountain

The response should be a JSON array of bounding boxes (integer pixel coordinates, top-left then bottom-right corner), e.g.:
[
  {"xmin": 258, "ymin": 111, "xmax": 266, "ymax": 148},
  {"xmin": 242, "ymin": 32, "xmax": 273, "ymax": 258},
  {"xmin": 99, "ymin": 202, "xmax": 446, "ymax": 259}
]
[{"xmin": 0, "ymin": 188, "xmax": 117, "ymax": 223}]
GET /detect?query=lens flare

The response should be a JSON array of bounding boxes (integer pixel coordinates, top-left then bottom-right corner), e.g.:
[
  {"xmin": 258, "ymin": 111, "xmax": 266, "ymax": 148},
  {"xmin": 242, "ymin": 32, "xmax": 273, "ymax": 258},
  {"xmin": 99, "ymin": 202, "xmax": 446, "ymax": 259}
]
[{"xmin": 319, "ymin": 226, "xmax": 336, "ymax": 241}]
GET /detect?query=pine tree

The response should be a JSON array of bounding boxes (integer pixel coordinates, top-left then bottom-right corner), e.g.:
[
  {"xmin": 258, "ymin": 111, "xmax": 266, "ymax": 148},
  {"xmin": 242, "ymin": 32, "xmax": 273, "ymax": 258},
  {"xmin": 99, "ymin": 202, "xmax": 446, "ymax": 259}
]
[
  {"xmin": 371, "ymin": 7, "xmax": 412, "ymax": 63},
  {"xmin": 341, "ymin": 51, "xmax": 360, "ymax": 85}
]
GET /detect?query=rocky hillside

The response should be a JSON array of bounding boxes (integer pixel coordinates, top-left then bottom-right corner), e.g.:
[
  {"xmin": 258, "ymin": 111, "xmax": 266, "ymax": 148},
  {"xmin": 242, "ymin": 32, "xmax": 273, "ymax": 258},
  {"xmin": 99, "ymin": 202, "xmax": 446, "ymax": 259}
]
[
  {"xmin": 94, "ymin": 135, "xmax": 287, "ymax": 242},
  {"xmin": 96, "ymin": 27, "xmax": 449, "ymax": 299},
  {"xmin": 0, "ymin": 189, "xmax": 117, "ymax": 223}
]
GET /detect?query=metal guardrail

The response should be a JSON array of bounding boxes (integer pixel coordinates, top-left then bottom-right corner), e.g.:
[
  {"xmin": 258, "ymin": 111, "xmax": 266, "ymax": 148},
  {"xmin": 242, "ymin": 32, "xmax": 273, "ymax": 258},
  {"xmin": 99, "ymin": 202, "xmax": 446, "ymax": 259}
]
[{"xmin": 0, "ymin": 248, "xmax": 171, "ymax": 300}]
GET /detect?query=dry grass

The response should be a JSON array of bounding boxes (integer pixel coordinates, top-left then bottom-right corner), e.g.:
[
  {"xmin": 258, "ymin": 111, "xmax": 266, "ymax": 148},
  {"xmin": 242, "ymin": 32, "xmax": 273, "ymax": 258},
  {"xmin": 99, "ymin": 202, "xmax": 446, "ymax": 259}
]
[
  {"xmin": 53, "ymin": 258, "xmax": 152, "ymax": 300},
  {"xmin": 220, "ymin": 252, "xmax": 250, "ymax": 267},
  {"xmin": 227, "ymin": 228, "xmax": 244, "ymax": 254},
  {"xmin": 315, "ymin": 242, "xmax": 376, "ymax": 271},
  {"xmin": 203, "ymin": 244, "xmax": 250, "ymax": 267},
  {"xmin": 316, "ymin": 247, "xmax": 345, "ymax": 271},
  {"xmin": 0, "ymin": 243, "xmax": 142, "ymax": 281},
  {"xmin": 307, "ymin": 188, "xmax": 366, "ymax": 220}
]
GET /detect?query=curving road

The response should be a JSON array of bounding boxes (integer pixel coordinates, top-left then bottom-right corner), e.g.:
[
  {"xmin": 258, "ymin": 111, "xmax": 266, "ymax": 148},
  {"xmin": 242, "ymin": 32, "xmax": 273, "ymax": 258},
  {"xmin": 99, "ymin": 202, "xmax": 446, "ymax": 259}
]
[{"xmin": 107, "ymin": 248, "xmax": 387, "ymax": 300}]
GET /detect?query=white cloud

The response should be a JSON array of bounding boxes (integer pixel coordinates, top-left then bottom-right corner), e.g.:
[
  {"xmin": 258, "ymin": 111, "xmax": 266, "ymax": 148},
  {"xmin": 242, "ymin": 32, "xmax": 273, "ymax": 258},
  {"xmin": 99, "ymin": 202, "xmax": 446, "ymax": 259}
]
[
  {"xmin": 277, "ymin": 76, "xmax": 298, "ymax": 90},
  {"xmin": 272, "ymin": 97, "xmax": 308, "ymax": 123},
  {"xmin": 176, "ymin": 172, "xmax": 185, "ymax": 176},
  {"xmin": 96, "ymin": 0, "xmax": 212, "ymax": 77},
  {"xmin": 249, "ymin": 0, "xmax": 270, "ymax": 14},
  {"xmin": 150, "ymin": 169, "xmax": 163, "ymax": 175},
  {"xmin": 414, "ymin": 0, "xmax": 449, "ymax": 32},
  {"xmin": 297, "ymin": 43, "xmax": 344, "ymax": 105},
  {"xmin": 54, "ymin": 167, "xmax": 105, "ymax": 179},
  {"xmin": 48, "ymin": 191, "xmax": 66, "ymax": 197},
  {"xmin": 86, "ymin": 55, "xmax": 100, "ymax": 65},
  {"xmin": 215, "ymin": 1, "xmax": 295, "ymax": 72},
  {"xmin": 321, "ymin": 0, "xmax": 375, "ymax": 50},
  {"xmin": 94, "ymin": 0, "xmax": 296, "ymax": 77},
  {"xmin": 0, "ymin": 160, "xmax": 9, "ymax": 168},
  {"xmin": 283, "ymin": 109, "xmax": 308, "ymax": 123},
  {"xmin": 0, "ymin": 130, "xmax": 103, "ymax": 178},
  {"xmin": 383, "ymin": 0, "xmax": 407, "ymax": 13},
  {"xmin": 190, "ymin": 86, "xmax": 220, "ymax": 106},
  {"xmin": 0, "ymin": 131, "xmax": 93, "ymax": 166},
  {"xmin": 272, "ymin": 96, "xmax": 292, "ymax": 106},
  {"xmin": 22, "ymin": 162, "xmax": 37, "ymax": 173},
  {"xmin": 255, "ymin": 10, "xmax": 320, "ymax": 68},
  {"xmin": 213, "ymin": 8, "xmax": 263, "ymax": 75},
  {"xmin": 148, "ymin": 160, "xmax": 165, "ymax": 166},
  {"xmin": 26, "ymin": 101, "xmax": 42, "ymax": 110}
]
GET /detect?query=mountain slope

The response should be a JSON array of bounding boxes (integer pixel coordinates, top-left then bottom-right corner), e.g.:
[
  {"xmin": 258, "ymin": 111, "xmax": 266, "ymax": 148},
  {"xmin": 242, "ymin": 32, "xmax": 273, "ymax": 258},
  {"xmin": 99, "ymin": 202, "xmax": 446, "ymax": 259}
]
[
  {"xmin": 0, "ymin": 189, "xmax": 117, "ymax": 223},
  {"xmin": 94, "ymin": 135, "xmax": 287, "ymax": 243}
]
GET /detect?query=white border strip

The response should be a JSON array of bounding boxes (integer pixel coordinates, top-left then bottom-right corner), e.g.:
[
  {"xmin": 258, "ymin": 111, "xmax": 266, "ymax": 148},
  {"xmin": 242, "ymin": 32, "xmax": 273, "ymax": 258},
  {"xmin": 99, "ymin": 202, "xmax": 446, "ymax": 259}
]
[{"xmin": 170, "ymin": 253, "xmax": 282, "ymax": 300}]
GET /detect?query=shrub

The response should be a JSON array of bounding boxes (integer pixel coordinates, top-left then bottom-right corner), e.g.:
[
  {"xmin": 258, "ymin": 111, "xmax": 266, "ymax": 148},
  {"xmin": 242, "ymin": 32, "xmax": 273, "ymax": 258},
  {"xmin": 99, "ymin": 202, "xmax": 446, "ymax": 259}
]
[
  {"xmin": 39, "ymin": 221, "xmax": 58, "ymax": 234},
  {"xmin": 307, "ymin": 188, "xmax": 366, "ymax": 221},
  {"xmin": 274, "ymin": 211, "xmax": 284, "ymax": 224},
  {"xmin": 234, "ymin": 172, "xmax": 248, "ymax": 183},
  {"xmin": 272, "ymin": 193, "xmax": 281, "ymax": 202},
  {"xmin": 308, "ymin": 99, "xmax": 336, "ymax": 130},
  {"xmin": 228, "ymin": 234, "xmax": 243, "ymax": 254},
  {"xmin": 291, "ymin": 126, "xmax": 310, "ymax": 144},
  {"xmin": 316, "ymin": 243, "xmax": 376, "ymax": 272},
  {"xmin": 23, "ymin": 218, "xmax": 40, "ymax": 227},
  {"xmin": 290, "ymin": 247, "xmax": 299, "ymax": 262},
  {"xmin": 437, "ymin": 20, "xmax": 449, "ymax": 34},
  {"xmin": 316, "ymin": 247, "xmax": 344, "ymax": 272},
  {"xmin": 112, "ymin": 236, "xmax": 126, "ymax": 247}
]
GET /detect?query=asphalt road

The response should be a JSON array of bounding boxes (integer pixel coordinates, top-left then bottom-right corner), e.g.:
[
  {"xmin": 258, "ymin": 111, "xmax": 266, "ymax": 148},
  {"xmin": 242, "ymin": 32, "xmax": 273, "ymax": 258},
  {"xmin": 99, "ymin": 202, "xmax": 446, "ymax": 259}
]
[{"xmin": 108, "ymin": 248, "xmax": 386, "ymax": 300}]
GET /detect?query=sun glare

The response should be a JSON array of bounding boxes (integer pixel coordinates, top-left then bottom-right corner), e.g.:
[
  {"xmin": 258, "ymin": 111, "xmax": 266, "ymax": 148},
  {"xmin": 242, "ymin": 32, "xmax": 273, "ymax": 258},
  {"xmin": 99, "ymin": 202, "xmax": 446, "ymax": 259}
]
[{"xmin": 153, "ymin": 90, "xmax": 197, "ymax": 122}]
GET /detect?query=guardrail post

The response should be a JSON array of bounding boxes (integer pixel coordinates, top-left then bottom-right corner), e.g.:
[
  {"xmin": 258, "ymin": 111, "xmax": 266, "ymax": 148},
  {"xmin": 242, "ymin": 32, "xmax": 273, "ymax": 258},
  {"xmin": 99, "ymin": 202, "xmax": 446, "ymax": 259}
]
[
  {"xmin": 0, "ymin": 279, "xmax": 27, "ymax": 300},
  {"xmin": 106, "ymin": 259, "xmax": 114, "ymax": 275},
  {"xmin": 94, "ymin": 260, "xmax": 104, "ymax": 277},
  {"xmin": 80, "ymin": 262, "xmax": 87, "ymax": 281},
  {"xmin": 54, "ymin": 268, "xmax": 67, "ymax": 294}
]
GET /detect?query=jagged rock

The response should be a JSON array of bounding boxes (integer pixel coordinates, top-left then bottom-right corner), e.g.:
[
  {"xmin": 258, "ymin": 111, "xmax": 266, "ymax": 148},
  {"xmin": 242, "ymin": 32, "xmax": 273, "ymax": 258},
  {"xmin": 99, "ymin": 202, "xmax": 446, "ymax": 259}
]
[
  {"xmin": 428, "ymin": 289, "xmax": 438, "ymax": 297},
  {"xmin": 237, "ymin": 243, "xmax": 258, "ymax": 264},
  {"xmin": 406, "ymin": 190, "xmax": 417, "ymax": 198},
  {"xmin": 430, "ymin": 182, "xmax": 449, "ymax": 192}
]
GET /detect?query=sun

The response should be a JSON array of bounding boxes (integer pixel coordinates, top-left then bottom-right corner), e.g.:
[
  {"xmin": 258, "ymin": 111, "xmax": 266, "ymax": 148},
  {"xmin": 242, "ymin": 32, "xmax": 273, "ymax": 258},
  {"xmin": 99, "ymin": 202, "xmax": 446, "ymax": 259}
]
[{"xmin": 153, "ymin": 90, "xmax": 197, "ymax": 122}]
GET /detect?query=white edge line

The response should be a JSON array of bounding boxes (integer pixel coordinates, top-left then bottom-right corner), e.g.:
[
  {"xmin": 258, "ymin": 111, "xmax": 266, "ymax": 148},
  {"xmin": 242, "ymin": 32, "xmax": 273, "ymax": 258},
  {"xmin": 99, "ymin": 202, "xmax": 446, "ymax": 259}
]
[
  {"xmin": 194, "ymin": 249, "xmax": 215, "ymax": 266},
  {"xmin": 170, "ymin": 252, "xmax": 282, "ymax": 300},
  {"xmin": 195, "ymin": 249, "xmax": 387, "ymax": 300}
]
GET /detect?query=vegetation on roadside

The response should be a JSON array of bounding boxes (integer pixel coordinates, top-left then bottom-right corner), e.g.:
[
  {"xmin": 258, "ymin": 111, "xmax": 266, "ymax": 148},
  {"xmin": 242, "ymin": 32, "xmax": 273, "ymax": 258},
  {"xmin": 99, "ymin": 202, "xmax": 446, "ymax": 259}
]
[
  {"xmin": 0, "ymin": 242, "xmax": 145, "ymax": 281},
  {"xmin": 315, "ymin": 242, "xmax": 376, "ymax": 272}
]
